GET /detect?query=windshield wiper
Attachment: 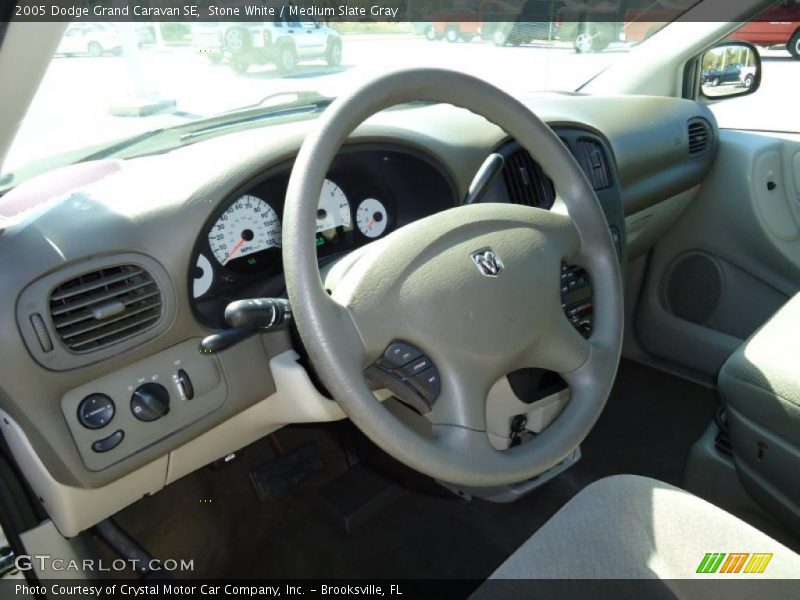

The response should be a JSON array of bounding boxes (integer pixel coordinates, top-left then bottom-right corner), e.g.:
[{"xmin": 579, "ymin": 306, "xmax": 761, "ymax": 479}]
[
  {"xmin": 219, "ymin": 90, "xmax": 334, "ymax": 115},
  {"xmin": 180, "ymin": 93, "xmax": 334, "ymax": 142},
  {"xmin": 82, "ymin": 127, "xmax": 169, "ymax": 161}
]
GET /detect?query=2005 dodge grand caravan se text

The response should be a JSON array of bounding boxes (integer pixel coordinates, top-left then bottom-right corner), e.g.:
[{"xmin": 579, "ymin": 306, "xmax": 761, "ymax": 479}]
[{"xmin": 0, "ymin": 0, "xmax": 799, "ymax": 598}]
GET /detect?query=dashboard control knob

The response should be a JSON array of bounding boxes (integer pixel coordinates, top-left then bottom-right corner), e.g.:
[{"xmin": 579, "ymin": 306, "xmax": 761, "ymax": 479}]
[
  {"xmin": 130, "ymin": 383, "xmax": 170, "ymax": 422},
  {"xmin": 77, "ymin": 393, "xmax": 115, "ymax": 429},
  {"xmin": 173, "ymin": 368, "xmax": 194, "ymax": 400}
]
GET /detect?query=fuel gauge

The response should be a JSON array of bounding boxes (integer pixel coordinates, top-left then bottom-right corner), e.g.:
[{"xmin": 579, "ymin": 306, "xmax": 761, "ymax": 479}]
[{"xmin": 356, "ymin": 198, "xmax": 388, "ymax": 239}]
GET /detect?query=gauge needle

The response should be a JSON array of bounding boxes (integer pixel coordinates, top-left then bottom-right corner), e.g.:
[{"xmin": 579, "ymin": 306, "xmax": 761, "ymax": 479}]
[
  {"xmin": 367, "ymin": 218, "xmax": 376, "ymax": 230},
  {"xmin": 224, "ymin": 237, "xmax": 246, "ymax": 265}
]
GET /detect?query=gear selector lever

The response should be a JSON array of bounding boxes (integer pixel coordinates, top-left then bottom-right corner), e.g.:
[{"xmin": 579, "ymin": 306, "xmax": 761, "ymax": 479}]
[{"xmin": 199, "ymin": 298, "xmax": 292, "ymax": 354}]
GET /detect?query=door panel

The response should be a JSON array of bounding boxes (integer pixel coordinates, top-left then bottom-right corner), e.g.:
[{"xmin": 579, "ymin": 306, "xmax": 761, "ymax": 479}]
[{"xmin": 636, "ymin": 130, "xmax": 800, "ymax": 377}]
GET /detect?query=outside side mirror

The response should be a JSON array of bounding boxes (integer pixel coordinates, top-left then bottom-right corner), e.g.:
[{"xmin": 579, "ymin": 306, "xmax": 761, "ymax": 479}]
[{"xmin": 700, "ymin": 41, "xmax": 761, "ymax": 100}]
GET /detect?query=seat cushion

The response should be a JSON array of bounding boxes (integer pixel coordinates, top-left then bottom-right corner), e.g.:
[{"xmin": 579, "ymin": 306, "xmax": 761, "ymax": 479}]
[
  {"xmin": 718, "ymin": 294, "xmax": 800, "ymax": 535},
  {"xmin": 487, "ymin": 475, "xmax": 800, "ymax": 580},
  {"xmin": 719, "ymin": 292, "xmax": 800, "ymax": 448}
]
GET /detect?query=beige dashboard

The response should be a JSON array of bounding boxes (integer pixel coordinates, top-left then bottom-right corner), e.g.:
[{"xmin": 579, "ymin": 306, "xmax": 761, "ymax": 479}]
[{"xmin": 0, "ymin": 94, "xmax": 717, "ymax": 536}]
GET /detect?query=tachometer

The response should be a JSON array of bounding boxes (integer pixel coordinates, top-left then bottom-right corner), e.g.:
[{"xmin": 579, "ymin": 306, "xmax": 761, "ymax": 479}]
[
  {"xmin": 316, "ymin": 179, "xmax": 351, "ymax": 236},
  {"xmin": 356, "ymin": 198, "xmax": 388, "ymax": 238},
  {"xmin": 208, "ymin": 195, "xmax": 281, "ymax": 273}
]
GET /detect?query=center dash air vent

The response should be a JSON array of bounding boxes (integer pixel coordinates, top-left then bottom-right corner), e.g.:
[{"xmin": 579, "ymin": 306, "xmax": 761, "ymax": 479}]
[
  {"xmin": 688, "ymin": 118, "xmax": 711, "ymax": 156},
  {"xmin": 49, "ymin": 265, "xmax": 162, "ymax": 353},
  {"xmin": 572, "ymin": 139, "xmax": 611, "ymax": 190},
  {"xmin": 501, "ymin": 147, "xmax": 556, "ymax": 208}
]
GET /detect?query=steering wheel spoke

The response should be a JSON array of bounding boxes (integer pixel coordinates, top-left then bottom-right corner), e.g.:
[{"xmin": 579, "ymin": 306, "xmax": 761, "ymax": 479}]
[
  {"xmin": 308, "ymin": 292, "xmax": 370, "ymax": 376},
  {"xmin": 425, "ymin": 355, "xmax": 493, "ymax": 431},
  {"xmin": 527, "ymin": 311, "xmax": 593, "ymax": 375},
  {"xmin": 541, "ymin": 207, "xmax": 583, "ymax": 261}
]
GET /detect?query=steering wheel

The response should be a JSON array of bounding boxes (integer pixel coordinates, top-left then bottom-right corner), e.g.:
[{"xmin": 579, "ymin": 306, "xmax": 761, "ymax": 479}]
[{"xmin": 283, "ymin": 69, "xmax": 622, "ymax": 487}]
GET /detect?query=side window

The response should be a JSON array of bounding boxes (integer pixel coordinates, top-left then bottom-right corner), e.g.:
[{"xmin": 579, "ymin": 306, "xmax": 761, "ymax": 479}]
[{"xmin": 706, "ymin": 11, "xmax": 800, "ymax": 133}]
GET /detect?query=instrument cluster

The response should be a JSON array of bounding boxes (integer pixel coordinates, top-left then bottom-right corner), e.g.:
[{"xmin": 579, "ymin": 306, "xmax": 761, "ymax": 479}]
[{"xmin": 190, "ymin": 145, "xmax": 457, "ymax": 328}]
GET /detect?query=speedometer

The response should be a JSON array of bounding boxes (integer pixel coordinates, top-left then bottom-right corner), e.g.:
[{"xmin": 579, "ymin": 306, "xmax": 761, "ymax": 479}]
[{"xmin": 208, "ymin": 195, "xmax": 281, "ymax": 273}]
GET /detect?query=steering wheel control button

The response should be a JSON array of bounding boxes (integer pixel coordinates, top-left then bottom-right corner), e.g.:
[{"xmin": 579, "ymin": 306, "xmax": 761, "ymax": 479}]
[
  {"xmin": 130, "ymin": 382, "xmax": 170, "ymax": 422},
  {"xmin": 172, "ymin": 368, "xmax": 194, "ymax": 401},
  {"xmin": 561, "ymin": 264, "xmax": 593, "ymax": 337},
  {"xmin": 610, "ymin": 225, "xmax": 622, "ymax": 256},
  {"xmin": 77, "ymin": 394, "xmax": 115, "ymax": 429},
  {"xmin": 378, "ymin": 341, "xmax": 422, "ymax": 370},
  {"xmin": 367, "ymin": 341, "xmax": 442, "ymax": 413},
  {"xmin": 408, "ymin": 368, "xmax": 441, "ymax": 403},
  {"xmin": 397, "ymin": 356, "xmax": 433, "ymax": 379},
  {"xmin": 91, "ymin": 430, "xmax": 124, "ymax": 453},
  {"xmin": 365, "ymin": 364, "xmax": 433, "ymax": 415}
]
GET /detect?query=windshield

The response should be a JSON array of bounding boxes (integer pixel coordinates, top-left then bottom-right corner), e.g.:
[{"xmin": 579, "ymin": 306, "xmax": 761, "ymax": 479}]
[{"xmin": 2, "ymin": 3, "xmax": 699, "ymax": 186}]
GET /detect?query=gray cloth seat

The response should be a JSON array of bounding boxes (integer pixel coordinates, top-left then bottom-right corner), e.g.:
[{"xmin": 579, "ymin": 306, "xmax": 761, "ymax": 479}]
[{"xmin": 475, "ymin": 475, "xmax": 800, "ymax": 599}]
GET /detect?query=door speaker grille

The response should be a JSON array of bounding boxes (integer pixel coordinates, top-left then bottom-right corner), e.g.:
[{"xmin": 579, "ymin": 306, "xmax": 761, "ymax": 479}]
[{"xmin": 665, "ymin": 253, "xmax": 722, "ymax": 325}]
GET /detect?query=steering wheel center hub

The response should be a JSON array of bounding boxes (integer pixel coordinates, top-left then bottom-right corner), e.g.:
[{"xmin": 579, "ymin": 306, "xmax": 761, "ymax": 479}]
[{"xmin": 331, "ymin": 203, "xmax": 566, "ymax": 360}]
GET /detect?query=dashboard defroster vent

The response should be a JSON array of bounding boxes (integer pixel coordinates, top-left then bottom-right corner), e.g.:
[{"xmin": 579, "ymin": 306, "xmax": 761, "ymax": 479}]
[
  {"xmin": 572, "ymin": 139, "xmax": 611, "ymax": 190},
  {"xmin": 688, "ymin": 118, "xmax": 711, "ymax": 156},
  {"xmin": 501, "ymin": 148, "xmax": 556, "ymax": 208},
  {"xmin": 48, "ymin": 265, "xmax": 162, "ymax": 353}
]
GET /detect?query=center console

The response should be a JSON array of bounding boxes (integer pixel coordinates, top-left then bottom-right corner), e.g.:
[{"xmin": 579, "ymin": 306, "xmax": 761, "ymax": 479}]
[{"xmin": 554, "ymin": 127, "xmax": 626, "ymax": 340}]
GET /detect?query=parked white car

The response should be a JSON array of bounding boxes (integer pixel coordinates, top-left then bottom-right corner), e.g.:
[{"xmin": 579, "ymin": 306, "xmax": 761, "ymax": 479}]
[
  {"xmin": 194, "ymin": 20, "xmax": 342, "ymax": 74},
  {"xmin": 55, "ymin": 24, "xmax": 154, "ymax": 58},
  {"xmin": 56, "ymin": 23, "xmax": 122, "ymax": 57}
]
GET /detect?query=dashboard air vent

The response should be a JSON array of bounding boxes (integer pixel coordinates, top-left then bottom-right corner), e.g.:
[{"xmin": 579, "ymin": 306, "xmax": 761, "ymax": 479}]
[
  {"xmin": 501, "ymin": 148, "xmax": 556, "ymax": 208},
  {"xmin": 572, "ymin": 139, "xmax": 611, "ymax": 190},
  {"xmin": 688, "ymin": 118, "xmax": 711, "ymax": 156},
  {"xmin": 49, "ymin": 265, "xmax": 162, "ymax": 353}
]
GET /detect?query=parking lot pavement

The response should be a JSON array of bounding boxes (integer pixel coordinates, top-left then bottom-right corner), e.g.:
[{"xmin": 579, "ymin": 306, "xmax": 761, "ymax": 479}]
[{"xmin": 4, "ymin": 34, "xmax": 797, "ymax": 175}]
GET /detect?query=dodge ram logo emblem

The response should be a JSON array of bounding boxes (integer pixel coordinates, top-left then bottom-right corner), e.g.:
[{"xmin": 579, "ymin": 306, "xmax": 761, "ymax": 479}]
[{"xmin": 471, "ymin": 248, "xmax": 504, "ymax": 277}]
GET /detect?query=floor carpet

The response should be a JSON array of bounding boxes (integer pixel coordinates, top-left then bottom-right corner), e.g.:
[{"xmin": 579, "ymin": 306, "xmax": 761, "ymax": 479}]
[{"xmin": 114, "ymin": 359, "xmax": 721, "ymax": 579}]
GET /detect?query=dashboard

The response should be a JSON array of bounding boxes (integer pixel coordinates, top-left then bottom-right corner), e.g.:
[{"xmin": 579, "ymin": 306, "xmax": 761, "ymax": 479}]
[
  {"xmin": 0, "ymin": 94, "xmax": 718, "ymax": 537},
  {"xmin": 190, "ymin": 146, "xmax": 457, "ymax": 328}
]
